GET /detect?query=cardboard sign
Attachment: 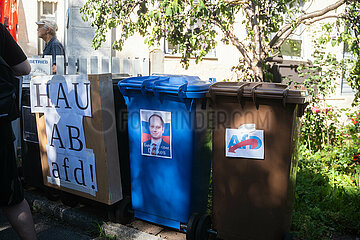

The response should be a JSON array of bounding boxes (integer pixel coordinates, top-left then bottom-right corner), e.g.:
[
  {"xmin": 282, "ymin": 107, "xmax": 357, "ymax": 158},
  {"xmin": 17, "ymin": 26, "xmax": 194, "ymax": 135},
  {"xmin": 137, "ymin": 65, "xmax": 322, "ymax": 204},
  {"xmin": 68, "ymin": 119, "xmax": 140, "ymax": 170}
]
[
  {"xmin": 31, "ymin": 74, "xmax": 122, "ymax": 204},
  {"xmin": 225, "ymin": 124, "xmax": 264, "ymax": 159},
  {"xmin": 140, "ymin": 109, "xmax": 172, "ymax": 158}
]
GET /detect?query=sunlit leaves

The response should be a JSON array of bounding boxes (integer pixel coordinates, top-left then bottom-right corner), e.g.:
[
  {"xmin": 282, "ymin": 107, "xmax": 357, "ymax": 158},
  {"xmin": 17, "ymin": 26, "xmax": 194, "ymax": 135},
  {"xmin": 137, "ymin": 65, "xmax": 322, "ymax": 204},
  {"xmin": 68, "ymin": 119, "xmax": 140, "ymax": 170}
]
[{"xmin": 80, "ymin": 0, "xmax": 358, "ymax": 85}]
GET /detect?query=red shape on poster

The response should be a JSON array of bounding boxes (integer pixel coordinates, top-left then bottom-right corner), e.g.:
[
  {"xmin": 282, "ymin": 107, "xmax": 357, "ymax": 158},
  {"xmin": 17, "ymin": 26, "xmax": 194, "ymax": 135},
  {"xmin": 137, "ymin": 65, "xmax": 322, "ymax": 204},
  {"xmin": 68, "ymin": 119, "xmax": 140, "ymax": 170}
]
[{"xmin": 1, "ymin": 0, "xmax": 18, "ymax": 41}]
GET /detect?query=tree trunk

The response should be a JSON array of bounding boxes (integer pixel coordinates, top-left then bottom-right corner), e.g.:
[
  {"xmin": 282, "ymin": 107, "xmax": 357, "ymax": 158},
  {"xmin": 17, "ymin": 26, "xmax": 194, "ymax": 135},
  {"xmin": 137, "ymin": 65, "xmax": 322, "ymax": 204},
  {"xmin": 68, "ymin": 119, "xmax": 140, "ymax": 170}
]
[{"xmin": 252, "ymin": 60, "xmax": 263, "ymax": 82}]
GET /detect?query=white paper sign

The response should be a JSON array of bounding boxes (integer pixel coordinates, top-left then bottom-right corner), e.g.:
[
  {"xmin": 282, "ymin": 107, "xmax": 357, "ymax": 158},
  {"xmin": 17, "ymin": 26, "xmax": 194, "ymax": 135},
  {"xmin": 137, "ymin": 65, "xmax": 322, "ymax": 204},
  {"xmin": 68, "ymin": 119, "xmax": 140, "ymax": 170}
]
[
  {"xmin": 225, "ymin": 127, "xmax": 264, "ymax": 159},
  {"xmin": 44, "ymin": 112, "xmax": 87, "ymax": 156},
  {"xmin": 30, "ymin": 75, "xmax": 97, "ymax": 196},
  {"xmin": 28, "ymin": 56, "xmax": 52, "ymax": 76},
  {"xmin": 30, "ymin": 75, "xmax": 92, "ymax": 117},
  {"xmin": 46, "ymin": 146, "xmax": 97, "ymax": 196}
]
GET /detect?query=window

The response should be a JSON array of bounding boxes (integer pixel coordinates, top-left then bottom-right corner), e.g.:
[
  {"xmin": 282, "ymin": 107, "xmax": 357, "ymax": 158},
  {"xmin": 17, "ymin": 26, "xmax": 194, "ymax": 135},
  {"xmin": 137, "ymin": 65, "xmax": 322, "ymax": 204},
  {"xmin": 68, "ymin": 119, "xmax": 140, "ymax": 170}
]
[
  {"xmin": 341, "ymin": 50, "xmax": 356, "ymax": 96},
  {"xmin": 279, "ymin": 39, "xmax": 302, "ymax": 58},
  {"xmin": 277, "ymin": 23, "xmax": 305, "ymax": 60},
  {"xmin": 276, "ymin": 1, "xmax": 305, "ymax": 59},
  {"xmin": 341, "ymin": 24, "xmax": 356, "ymax": 96},
  {"xmin": 38, "ymin": 0, "xmax": 57, "ymax": 18},
  {"xmin": 42, "ymin": 2, "xmax": 56, "ymax": 15}
]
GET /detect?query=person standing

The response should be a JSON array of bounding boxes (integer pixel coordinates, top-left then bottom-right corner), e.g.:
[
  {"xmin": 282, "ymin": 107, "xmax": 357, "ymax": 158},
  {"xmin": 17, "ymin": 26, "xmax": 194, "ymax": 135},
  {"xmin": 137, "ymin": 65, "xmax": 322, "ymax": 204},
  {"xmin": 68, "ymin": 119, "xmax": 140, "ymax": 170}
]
[
  {"xmin": 0, "ymin": 23, "xmax": 37, "ymax": 240},
  {"xmin": 36, "ymin": 19, "xmax": 65, "ymax": 74}
]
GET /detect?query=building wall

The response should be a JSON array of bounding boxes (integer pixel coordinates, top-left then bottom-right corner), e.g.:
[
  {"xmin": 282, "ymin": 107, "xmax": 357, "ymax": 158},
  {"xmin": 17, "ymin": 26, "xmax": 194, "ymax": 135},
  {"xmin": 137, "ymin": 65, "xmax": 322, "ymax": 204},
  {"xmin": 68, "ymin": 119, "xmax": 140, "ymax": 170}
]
[
  {"xmin": 66, "ymin": 0, "xmax": 112, "ymax": 58},
  {"xmin": 17, "ymin": 0, "xmax": 38, "ymax": 56}
]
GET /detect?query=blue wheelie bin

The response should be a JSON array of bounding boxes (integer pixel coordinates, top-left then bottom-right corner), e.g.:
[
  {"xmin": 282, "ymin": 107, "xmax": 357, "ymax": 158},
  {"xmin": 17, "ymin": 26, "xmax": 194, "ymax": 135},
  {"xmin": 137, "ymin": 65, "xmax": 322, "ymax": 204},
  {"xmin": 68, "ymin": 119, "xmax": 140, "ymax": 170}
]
[{"xmin": 118, "ymin": 75, "xmax": 211, "ymax": 239}]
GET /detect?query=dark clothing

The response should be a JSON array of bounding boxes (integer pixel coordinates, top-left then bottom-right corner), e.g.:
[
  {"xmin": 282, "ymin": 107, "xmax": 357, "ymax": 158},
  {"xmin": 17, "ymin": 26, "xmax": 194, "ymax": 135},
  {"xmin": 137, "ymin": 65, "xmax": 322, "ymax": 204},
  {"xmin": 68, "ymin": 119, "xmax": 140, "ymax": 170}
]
[
  {"xmin": 0, "ymin": 120, "xmax": 23, "ymax": 206},
  {"xmin": 0, "ymin": 23, "xmax": 25, "ymax": 207},
  {"xmin": 42, "ymin": 36, "xmax": 65, "ymax": 67},
  {"xmin": 0, "ymin": 23, "xmax": 27, "ymax": 67},
  {"xmin": 143, "ymin": 139, "xmax": 171, "ymax": 157}
]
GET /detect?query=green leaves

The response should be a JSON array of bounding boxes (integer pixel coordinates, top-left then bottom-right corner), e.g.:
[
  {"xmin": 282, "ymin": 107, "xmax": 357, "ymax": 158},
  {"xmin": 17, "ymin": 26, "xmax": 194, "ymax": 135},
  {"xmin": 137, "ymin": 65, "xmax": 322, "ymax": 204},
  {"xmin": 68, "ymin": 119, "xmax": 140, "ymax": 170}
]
[
  {"xmin": 165, "ymin": 5, "xmax": 173, "ymax": 16},
  {"xmin": 80, "ymin": 0, "xmax": 356, "ymax": 84},
  {"xmin": 293, "ymin": 141, "xmax": 360, "ymax": 239}
]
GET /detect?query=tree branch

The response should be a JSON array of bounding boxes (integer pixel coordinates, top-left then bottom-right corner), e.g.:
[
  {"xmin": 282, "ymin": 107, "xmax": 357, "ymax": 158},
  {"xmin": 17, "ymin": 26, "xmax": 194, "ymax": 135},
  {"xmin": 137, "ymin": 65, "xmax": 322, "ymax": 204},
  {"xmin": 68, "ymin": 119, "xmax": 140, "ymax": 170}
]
[
  {"xmin": 224, "ymin": 0, "xmax": 250, "ymax": 4},
  {"xmin": 273, "ymin": 22, "xmax": 301, "ymax": 50},
  {"xmin": 269, "ymin": 0, "xmax": 346, "ymax": 48},
  {"xmin": 210, "ymin": 17, "xmax": 253, "ymax": 66},
  {"xmin": 241, "ymin": 3, "xmax": 254, "ymax": 24},
  {"xmin": 304, "ymin": 14, "xmax": 344, "ymax": 25}
]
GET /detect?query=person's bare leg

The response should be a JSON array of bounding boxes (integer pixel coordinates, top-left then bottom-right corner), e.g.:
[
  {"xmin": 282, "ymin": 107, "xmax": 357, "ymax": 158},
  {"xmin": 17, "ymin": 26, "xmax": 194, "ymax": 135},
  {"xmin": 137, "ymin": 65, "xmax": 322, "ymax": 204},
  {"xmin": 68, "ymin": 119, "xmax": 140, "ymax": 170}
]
[{"xmin": 2, "ymin": 199, "xmax": 37, "ymax": 240}]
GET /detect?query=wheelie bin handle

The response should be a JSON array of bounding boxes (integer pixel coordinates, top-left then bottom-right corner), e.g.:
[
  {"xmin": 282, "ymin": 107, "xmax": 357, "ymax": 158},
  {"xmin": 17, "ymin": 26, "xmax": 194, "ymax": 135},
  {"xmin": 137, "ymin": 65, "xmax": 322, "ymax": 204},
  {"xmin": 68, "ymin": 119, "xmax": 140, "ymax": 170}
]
[
  {"xmin": 153, "ymin": 80, "xmax": 188, "ymax": 99},
  {"xmin": 141, "ymin": 78, "xmax": 164, "ymax": 95},
  {"xmin": 251, "ymin": 83, "xmax": 263, "ymax": 108},
  {"xmin": 236, "ymin": 82, "xmax": 251, "ymax": 108},
  {"xmin": 208, "ymin": 82, "xmax": 224, "ymax": 102},
  {"xmin": 282, "ymin": 87, "xmax": 290, "ymax": 107}
]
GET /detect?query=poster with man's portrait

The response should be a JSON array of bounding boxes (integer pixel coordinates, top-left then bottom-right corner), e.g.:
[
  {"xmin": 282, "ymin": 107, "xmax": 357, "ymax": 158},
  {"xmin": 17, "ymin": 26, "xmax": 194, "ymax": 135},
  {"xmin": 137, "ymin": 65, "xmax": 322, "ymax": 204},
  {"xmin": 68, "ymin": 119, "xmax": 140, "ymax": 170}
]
[{"xmin": 140, "ymin": 109, "xmax": 172, "ymax": 158}]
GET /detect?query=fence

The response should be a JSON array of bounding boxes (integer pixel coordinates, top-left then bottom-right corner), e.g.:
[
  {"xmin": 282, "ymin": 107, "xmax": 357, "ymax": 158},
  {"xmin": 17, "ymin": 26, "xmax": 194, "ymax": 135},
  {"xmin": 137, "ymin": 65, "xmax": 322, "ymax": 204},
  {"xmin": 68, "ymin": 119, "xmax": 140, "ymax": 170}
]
[{"xmin": 57, "ymin": 56, "xmax": 150, "ymax": 76}]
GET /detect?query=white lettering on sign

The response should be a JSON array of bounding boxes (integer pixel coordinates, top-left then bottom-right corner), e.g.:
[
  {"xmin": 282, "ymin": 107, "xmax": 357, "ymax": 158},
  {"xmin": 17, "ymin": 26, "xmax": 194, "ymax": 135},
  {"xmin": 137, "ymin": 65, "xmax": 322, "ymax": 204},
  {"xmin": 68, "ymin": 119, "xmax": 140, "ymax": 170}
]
[
  {"xmin": 225, "ymin": 126, "xmax": 264, "ymax": 159},
  {"xmin": 30, "ymin": 75, "xmax": 97, "ymax": 196}
]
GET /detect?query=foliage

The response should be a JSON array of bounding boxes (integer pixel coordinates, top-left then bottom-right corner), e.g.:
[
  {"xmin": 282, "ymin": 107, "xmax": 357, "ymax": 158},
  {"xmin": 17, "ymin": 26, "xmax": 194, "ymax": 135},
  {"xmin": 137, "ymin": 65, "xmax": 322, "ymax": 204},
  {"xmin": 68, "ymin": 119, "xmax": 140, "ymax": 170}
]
[
  {"xmin": 340, "ymin": 1, "xmax": 360, "ymax": 105},
  {"xmin": 293, "ymin": 53, "xmax": 360, "ymax": 237},
  {"xmin": 296, "ymin": 26, "xmax": 346, "ymax": 152},
  {"xmin": 292, "ymin": 143, "xmax": 360, "ymax": 239},
  {"xmin": 80, "ymin": 0, "xmax": 356, "ymax": 81},
  {"xmin": 293, "ymin": 24, "xmax": 360, "ymax": 237},
  {"xmin": 300, "ymin": 105, "xmax": 340, "ymax": 152}
]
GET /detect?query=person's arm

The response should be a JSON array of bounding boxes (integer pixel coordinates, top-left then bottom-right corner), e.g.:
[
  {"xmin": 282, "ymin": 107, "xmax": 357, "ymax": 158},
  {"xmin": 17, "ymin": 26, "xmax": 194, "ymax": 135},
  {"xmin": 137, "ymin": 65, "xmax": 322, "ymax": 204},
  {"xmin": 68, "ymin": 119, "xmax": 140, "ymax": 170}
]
[
  {"xmin": 1, "ymin": 23, "xmax": 29, "ymax": 75},
  {"xmin": 11, "ymin": 59, "xmax": 31, "ymax": 76}
]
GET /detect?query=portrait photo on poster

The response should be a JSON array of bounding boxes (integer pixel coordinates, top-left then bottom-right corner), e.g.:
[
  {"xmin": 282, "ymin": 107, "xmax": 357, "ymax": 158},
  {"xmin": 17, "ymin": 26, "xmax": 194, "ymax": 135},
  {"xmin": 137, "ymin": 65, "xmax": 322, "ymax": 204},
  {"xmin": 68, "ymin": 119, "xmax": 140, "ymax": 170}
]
[{"xmin": 140, "ymin": 109, "xmax": 172, "ymax": 158}]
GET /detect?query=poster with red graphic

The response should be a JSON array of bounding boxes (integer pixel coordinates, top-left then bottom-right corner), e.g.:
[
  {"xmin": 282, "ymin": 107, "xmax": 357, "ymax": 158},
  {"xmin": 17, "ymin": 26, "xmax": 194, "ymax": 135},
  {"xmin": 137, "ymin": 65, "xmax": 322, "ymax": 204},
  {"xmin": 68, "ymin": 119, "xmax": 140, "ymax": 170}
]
[
  {"xmin": 225, "ymin": 125, "xmax": 264, "ymax": 159},
  {"xmin": 1, "ymin": 0, "xmax": 18, "ymax": 41},
  {"xmin": 140, "ymin": 109, "xmax": 172, "ymax": 158},
  {"xmin": 0, "ymin": 1, "xmax": 4, "ymax": 24}
]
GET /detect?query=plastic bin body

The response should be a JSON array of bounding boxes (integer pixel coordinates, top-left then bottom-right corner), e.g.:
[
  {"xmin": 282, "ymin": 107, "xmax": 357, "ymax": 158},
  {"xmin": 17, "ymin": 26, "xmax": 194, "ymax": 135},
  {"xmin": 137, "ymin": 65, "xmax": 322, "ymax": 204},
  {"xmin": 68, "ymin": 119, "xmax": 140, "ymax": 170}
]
[
  {"xmin": 119, "ymin": 75, "xmax": 211, "ymax": 230},
  {"xmin": 112, "ymin": 74, "xmax": 131, "ymax": 197},
  {"xmin": 208, "ymin": 82, "xmax": 308, "ymax": 240}
]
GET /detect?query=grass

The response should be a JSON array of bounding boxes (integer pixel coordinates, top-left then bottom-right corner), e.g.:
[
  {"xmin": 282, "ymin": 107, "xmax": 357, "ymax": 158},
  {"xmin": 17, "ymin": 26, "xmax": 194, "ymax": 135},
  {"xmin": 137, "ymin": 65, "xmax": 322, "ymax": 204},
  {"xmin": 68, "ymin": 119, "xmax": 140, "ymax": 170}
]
[{"xmin": 291, "ymin": 146, "xmax": 360, "ymax": 239}]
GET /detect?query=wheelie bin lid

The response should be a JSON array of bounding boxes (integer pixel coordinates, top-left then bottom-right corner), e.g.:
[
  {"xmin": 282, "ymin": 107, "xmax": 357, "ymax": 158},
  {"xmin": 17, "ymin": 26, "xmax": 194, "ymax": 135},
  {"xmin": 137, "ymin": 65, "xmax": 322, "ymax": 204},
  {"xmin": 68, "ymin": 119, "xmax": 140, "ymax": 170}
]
[
  {"xmin": 118, "ymin": 74, "xmax": 211, "ymax": 98},
  {"xmin": 207, "ymin": 82, "xmax": 310, "ymax": 105}
]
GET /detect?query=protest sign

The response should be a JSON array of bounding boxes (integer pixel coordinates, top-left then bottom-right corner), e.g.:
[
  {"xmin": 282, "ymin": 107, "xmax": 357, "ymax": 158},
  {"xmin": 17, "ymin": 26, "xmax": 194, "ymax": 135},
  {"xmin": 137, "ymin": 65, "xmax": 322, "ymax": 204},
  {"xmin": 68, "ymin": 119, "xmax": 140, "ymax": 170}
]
[{"xmin": 31, "ymin": 74, "xmax": 122, "ymax": 204}]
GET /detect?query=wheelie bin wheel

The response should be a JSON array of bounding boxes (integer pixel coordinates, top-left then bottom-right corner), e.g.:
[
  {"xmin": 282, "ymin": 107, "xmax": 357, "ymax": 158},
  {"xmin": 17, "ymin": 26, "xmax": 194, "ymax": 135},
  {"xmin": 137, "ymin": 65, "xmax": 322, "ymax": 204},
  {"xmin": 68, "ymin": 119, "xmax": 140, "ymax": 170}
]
[
  {"xmin": 195, "ymin": 214, "xmax": 211, "ymax": 240},
  {"xmin": 186, "ymin": 213, "xmax": 200, "ymax": 240},
  {"xmin": 115, "ymin": 196, "xmax": 132, "ymax": 224},
  {"xmin": 60, "ymin": 192, "xmax": 79, "ymax": 208}
]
